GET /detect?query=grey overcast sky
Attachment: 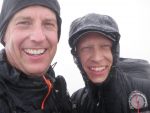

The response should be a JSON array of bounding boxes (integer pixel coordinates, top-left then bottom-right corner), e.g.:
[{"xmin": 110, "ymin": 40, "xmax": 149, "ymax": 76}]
[{"xmin": 0, "ymin": 0, "xmax": 150, "ymax": 94}]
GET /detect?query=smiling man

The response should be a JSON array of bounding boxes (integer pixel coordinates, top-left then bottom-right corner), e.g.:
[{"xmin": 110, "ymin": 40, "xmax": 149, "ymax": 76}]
[
  {"xmin": 4, "ymin": 6, "xmax": 58, "ymax": 76},
  {"xmin": 76, "ymin": 32, "xmax": 113, "ymax": 83},
  {"xmin": 69, "ymin": 13, "xmax": 150, "ymax": 113},
  {"xmin": 0, "ymin": 0, "xmax": 72, "ymax": 113}
]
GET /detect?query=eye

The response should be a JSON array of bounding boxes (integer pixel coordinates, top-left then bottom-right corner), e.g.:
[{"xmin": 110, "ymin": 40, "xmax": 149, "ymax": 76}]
[
  {"xmin": 45, "ymin": 22, "xmax": 54, "ymax": 28},
  {"xmin": 80, "ymin": 46, "xmax": 92, "ymax": 53},
  {"xmin": 101, "ymin": 44, "xmax": 112, "ymax": 50},
  {"xmin": 16, "ymin": 20, "xmax": 30, "ymax": 26},
  {"xmin": 16, "ymin": 20, "xmax": 31, "ymax": 29},
  {"xmin": 43, "ymin": 21, "xmax": 57, "ymax": 30}
]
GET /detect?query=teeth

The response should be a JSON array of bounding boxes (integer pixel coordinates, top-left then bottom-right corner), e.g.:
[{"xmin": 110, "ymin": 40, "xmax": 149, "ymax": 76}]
[
  {"xmin": 91, "ymin": 67, "xmax": 105, "ymax": 72},
  {"xmin": 24, "ymin": 49, "xmax": 45, "ymax": 55}
]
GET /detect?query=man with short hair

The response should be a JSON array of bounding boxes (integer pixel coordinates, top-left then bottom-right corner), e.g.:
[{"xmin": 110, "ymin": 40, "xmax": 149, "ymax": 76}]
[{"xmin": 0, "ymin": 0, "xmax": 72, "ymax": 113}]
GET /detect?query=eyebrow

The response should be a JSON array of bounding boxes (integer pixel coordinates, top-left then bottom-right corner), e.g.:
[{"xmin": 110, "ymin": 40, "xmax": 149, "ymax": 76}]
[
  {"xmin": 13, "ymin": 16, "xmax": 32, "ymax": 22},
  {"xmin": 44, "ymin": 18, "xmax": 57, "ymax": 23},
  {"xmin": 13, "ymin": 16, "xmax": 57, "ymax": 22}
]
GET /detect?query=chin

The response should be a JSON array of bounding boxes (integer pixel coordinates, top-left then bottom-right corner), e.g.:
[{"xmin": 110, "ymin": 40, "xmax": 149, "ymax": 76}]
[
  {"xmin": 92, "ymin": 78, "xmax": 107, "ymax": 84},
  {"xmin": 25, "ymin": 69, "xmax": 45, "ymax": 77},
  {"xmin": 26, "ymin": 74, "xmax": 43, "ymax": 77}
]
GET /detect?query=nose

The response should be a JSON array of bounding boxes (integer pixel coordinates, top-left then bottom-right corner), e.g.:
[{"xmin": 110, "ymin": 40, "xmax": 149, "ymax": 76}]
[
  {"xmin": 91, "ymin": 48, "xmax": 104, "ymax": 62},
  {"xmin": 30, "ymin": 25, "xmax": 46, "ymax": 43}
]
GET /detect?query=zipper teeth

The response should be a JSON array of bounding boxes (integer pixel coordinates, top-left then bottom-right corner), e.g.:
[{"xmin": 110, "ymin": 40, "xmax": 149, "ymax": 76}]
[{"xmin": 41, "ymin": 75, "xmax": 52, "ymax": 110}]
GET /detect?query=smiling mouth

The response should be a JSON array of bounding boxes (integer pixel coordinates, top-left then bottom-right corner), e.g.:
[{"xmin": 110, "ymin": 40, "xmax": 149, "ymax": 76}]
[
  {"xmin": 90, "ymin": 66, "xmax": 106, "ymax": 72},
  {"xmin": 24, "ymin": 49, "xmax": 46, "ymax": 55}
]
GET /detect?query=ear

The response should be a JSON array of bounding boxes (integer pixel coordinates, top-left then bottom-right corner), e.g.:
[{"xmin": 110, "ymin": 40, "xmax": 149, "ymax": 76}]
[
  {"xmin": 3, "ymin": 37, "xmax": 6, "ymax": 43},
  {"xmin": 1, "ymin": 36, "xmax": 6, "ymax": 46},
  {"xmin": 73, "ymin": 56, "xmax": 78, "ymax": 64}
]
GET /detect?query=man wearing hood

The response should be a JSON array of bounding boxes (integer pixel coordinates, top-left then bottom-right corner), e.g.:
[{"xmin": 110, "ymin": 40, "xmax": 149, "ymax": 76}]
[
  {"xmin": 69, "ymin": 13, "xmax": 150, "ymax": 113},
  {"xmin": 0, "ymin": 0, "xmax": 72, "ymax": 113}
]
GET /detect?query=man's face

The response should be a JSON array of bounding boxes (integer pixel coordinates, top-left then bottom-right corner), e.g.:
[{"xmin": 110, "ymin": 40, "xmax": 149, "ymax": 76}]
[
  {"xmin": 77, "ymin": 32, "xmax": 113, "ymax": 83},
  {"xmin": 4, "ymin": 6, "xmax": 58, "ymax": 77}
]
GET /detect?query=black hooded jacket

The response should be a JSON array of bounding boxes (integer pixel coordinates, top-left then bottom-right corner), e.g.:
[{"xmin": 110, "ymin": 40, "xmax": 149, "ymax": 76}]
[
  {"xmin": 71, "ymin": 57, "xmax": 150, "ymax": 113},
  {"xmin": 0, "ymin": 49, "xmax": 72, "ymax": 113},
  {"xmin": 68, "ymin": 13, "xmax": 150, "ymax": 113}
]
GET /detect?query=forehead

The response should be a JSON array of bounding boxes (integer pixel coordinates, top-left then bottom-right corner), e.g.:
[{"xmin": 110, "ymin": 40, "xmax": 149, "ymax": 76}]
[
  {"xmin": 77, "ymin": 32, "xmax": 112, "ymax": 45},
  {"xmin": 11, "ymin": 5, "xmax": 56, "ymax": 20}
]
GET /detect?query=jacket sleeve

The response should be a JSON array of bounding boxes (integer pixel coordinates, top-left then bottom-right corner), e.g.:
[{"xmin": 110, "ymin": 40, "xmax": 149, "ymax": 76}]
[{"xmin": 53, "ymin": 75, "xmax": 73, "ymax": 113}]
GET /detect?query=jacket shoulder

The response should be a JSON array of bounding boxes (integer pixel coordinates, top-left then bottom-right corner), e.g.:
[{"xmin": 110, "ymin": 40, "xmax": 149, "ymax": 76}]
[
  {"xmin": 118, "ymin": 58, "xmax": 150, "ymax": 79},
  {"xmin": 71, "ymin": 87, "xmax": 87, "ymax": 100},
  {"xmin": 71, "ymin": 87, "xmax": 89, "ymax": 108}
]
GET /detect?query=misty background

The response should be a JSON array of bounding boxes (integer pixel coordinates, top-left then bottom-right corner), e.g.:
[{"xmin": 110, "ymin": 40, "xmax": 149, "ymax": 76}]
[{"xmin": 0, "ymin": 0, "xmax": 150, "ymax": 94}]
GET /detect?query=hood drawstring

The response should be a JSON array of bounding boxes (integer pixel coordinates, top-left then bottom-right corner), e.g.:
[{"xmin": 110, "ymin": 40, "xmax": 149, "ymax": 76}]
[{"xmin": 41, "ymin": 75, "xmax": 52, "ymax": 110}]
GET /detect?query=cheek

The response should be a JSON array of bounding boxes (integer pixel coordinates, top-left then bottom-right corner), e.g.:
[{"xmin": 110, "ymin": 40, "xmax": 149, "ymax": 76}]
[
  {"xmin": 9, "ymin": 35, "xmax": 23, "ymax": 49},
  {"xmin": 5, "ymin": 28, "xmax": 25, "ymax": 46},
  {"xmin": 79, "ymin": 54, "xmax": 89, "ymax": 68},
  {"xmin": 5, "ymin": 35, "xmax": 21, "ymax": 58},
  {"xmin": 49, "ymin": 39, "xmax": 58, "ymax": 51},
  {"xmin": 47, "ymin": 34, "xmax": 58, "ymax": 55},
  {"xmin": 106, "ymin": 52, "xmax": 113, "ymax": 65},
  {"xmin": 47, "ymin": 31, "xmax": 58, "ymax": 43}
]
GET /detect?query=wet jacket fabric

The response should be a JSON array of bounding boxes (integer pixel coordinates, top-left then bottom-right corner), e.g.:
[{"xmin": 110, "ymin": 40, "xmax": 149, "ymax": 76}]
[
  {"xmin": 0, "ymin": 49, "xmax": 72, "ymax": 113},
  {"xmin": 71, "ymin": 58, "xmax": 150, "ymax": 113},
  {"xmin": 119, "ymin": 58, "xmax": 150, "ymax": 79}
]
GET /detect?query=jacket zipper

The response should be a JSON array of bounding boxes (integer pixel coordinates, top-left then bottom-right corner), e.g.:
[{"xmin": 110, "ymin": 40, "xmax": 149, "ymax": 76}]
[{"xmin": 41, "ymin": 75, "xmax": 52, "ymax": 110}]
